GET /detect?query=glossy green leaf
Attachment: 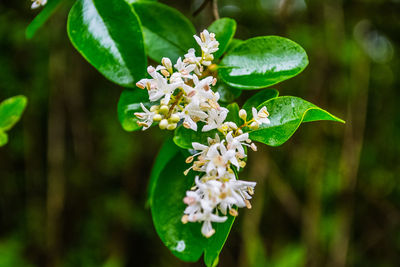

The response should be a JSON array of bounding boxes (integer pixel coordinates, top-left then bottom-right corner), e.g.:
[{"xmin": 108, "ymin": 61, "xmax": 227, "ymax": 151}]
[
  {"xmin": 219, "ymin": 36, "xmax": 308, "ymax": 89},
  {"xmin": 26, "ymin": 0, "xmax": 64, "ymax": 39},
  {"xmin": 0, "ymin": 96, "xmax": 27, "ymax": 131},
  {"xmin": 173, "ymin": 125, "xmax": 220, "ymax": 150},
  {"xmin": 214, "ymin": 82, "xmax": 242, "ymax": 103},
  {"xmin": 147, "ymin": 138, "xmax": 179, "ymax": 206},
  {"xmin": 67, "ymin": 0, "xmax": 146, "ymax": 88},
  {"xmin": 150, "ymin": 149, "xmax": 235, "ymax": 264},
  {"xmin": 117, "ymin": 89, "xmax": 150, "ymax": 131},
  {"xmin": 208, "ymin": 18, "xmax": 236, "ymax": 60},
  {"xmin": 248, "ymin": 96, "xmax": 345, "ymax": 146},
  {"xmin": 132, "ymin": 1, "xmax": 196, "ymax": 63},
  {"xmin": 125, "ymin": 0, "xmax": 156, "ymax": 3},
  {"xmin": 0, "ymin": 131, "xmax": 8, "ymax": 147},
  {"xmin": 225, "ymin": 102, "xmax": 241, "ymax": 125},
  {"xmin": 225, "ymin": 38, "xmax": 243, "ymax": 53},
  {"xmin": 242, "ymin": 89, "xmax": 279, "ymax": 115},
  {"xmin": 0, "ymin": 95, "xmax": 27, "ymax": 147}
]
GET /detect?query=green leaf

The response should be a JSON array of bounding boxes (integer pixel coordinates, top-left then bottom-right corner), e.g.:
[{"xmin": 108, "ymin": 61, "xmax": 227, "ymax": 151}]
[
  {"xmin": 226, "ymin": 102, "xmax": 241, "ymax": 125},
  {"xmin": 173, "ymin": 125, "xmax": 220, "ymax": 150},
  {"xmin": 208, "ymin": 18, "xmax": 236, "ymax": 60},
  {"xmin": 150, "ymin": 148, "xmax": 235, "ymax": 264},
  {"xmin": 117, "ymin": 89, "xmax": 150, "ymax": 131},
  {"xmin": 0, "ymin": 96, "xmax": 27, "ymax": 131},
  {"xmin": 242, "ymin": 89, "xmax": 279, "ymax": 115},
  {"xmin": 248, "ymin": 96, "xmax": 345, "ymax": 146},
  {"xmin": 125, "ymin": 0, "xmax": 156, "ymax": 3},
  {"xmin": 132, "ymin": 1, "xmax": 196, "ymax": 63},
  {"xmin": 219, "ymin": 36, "xmax": 308, "ymax": 89},
  {"xmin": 26, "ymin": 0, "xmax": 65, "ymax": 39},
  {"xmin": 67, "ymin": 0, "xmax": 146, "ymax": 88},
  {"xmin": 0, "ymin": 131, "xmax": 8, "ymax": 147},
  {"xmin": 147, "ymin": 138, "xmax": 180, "ymax": 206},
  {"xmin": 214, "ymin": 82, "xmax": 242, "ymax": 103},
  {"xmin": 225, "ymin": 38, "xmax": 243, "ymax": 53}
]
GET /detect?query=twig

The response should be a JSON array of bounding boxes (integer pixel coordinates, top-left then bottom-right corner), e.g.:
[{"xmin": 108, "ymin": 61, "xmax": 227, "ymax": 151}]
[
  {"xmin": 212, "ymin": 0, "xmax": 220, "ymax": 20},
  {"xmin": 193, "ymin": 0, "xmax": 211, "ymax": 17}
]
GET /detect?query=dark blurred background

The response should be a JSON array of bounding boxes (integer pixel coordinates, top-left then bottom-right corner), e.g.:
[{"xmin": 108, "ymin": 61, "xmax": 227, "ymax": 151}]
[{"xmin": 0, "ymin": 0, "xmax": 399, "ymax": 266}]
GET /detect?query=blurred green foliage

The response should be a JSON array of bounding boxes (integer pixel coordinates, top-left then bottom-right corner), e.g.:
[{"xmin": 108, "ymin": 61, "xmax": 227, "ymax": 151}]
[{"xmin": 0, "ymin": 0, "xmax": 399, "ymax": 266}]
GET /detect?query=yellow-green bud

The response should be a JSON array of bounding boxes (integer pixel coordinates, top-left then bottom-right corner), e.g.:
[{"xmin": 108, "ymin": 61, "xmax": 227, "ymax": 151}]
[
  {"xmin": 159, "ymin": 119, "xmax": 168, "ymax": 129},
  {"xmin": 159, "ymin": 105, "xmax": 169, "ymax": 114},
  {"xmin": 150, "ymin": 105, "xmax": 158, "ymax": 112},
  {"xmin": 249, "ymin": 121, "xmax": 259, "ymax": 130},
  {"xmin": 204, "ymin": 54, "xmax": 214, "ymax": 61},
  {"xmin": 162, "ymin": 57, "xmax": 173, "ymax": 73},
  {"xmin": 167, "ymin": 123, "xmax": 177, "ymax": 130},
  {"xmin": 239, "ymin": 109, "xmax": 247, "ymax": 121},
  {"xmin": 169, "ymin": 114, "xmax": 180, "ymax": 123},
  {"xmin": 153, "ymin": 114, "xmax": 162, "ymax": 122}
]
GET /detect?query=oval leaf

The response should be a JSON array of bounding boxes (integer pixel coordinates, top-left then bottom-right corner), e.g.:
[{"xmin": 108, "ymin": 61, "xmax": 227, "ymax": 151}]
[
  {"xmin": 219, "ymin": 36, "xmax": 308, "ymax": 89},
  {"xmin": 225, "ymin": 102, "xmax": 241, "ymax": 126},
  {"xmin": 117, "ymin": 89, "xmax": 150, "ymax": 131},
  {"xmin": 242, "ymin": 89, "xmax": 279, "ymax": 115},
  {"xmin": 150, "ymin": 147, "xmax": 235, "ymax": 264},
  {"xmin": 147, "ymin": 138, "xmax": 180, "ymax": 206},
  {"xmin": 0, "ymin": 96, "xmax": 27, "ymax": 131},
  {"xmin": 173, "ymin": 125, "xmax": 220, "ymax": 150},
  {"xmin": 214, "ymin": 82, "xmax": 242, "ymax": 103},
  {"xmin": 208, "ymin": 18, "xmax": 236, "ymax": 60},
  {"xmin": 132, "ymin": 1, "xmax": 196, "ymax": 63},
  {"xmin": 67, "ymin": 0, "xmax": 146, "ymax": 87},
  {"xmin": 248, "ymin": 96, "xmax": 345, "ymax": 146},
  {"xmin": 0, "ymin": 131, "xmax": 8, "ymax": 147}
]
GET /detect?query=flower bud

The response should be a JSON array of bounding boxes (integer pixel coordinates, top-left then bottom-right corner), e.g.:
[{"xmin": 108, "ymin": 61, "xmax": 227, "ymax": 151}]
[
  {"xmin": 239, "ymin": 109, "xmax": 247, "ymax": 121},
  {"xmin": 153, "ymin": 114, "xmax": 162, "ymax": 122},
  {"xmin": 239, "ymin": 161, "xmax": 246, "ymax": 168},
  {"xmin": 150, "ymin": 105, "xmax": 159, "ymax": 112},
  {"xmin": 159, "ymin": 105, "xmax": 169, "ymax": 114},
  {"xmin": 147, "ymin": 66, "xmax": 155, "ymax": 74},
  {"xmin": 208, "ymin": 64, "xmax": 218, "ymax": 72},
  {"xmin": 249, "ymin": 121, "xmax": 259, "ymax": 130},
  {"xmin": 170, "ymin": 114, "xmax": 180, "ymax": 123},
  {"xmin": 167, "ymin": 123, "xmax": 177, "ymax": 131},
  {"xmin": 204, "ymin": 54, "xmax": 214, "ymax": 61},
  {"xmin": 162, "ymin": 57, "xmax": 173, "ymax": 73},
  {"xmin": 159, "ymin": 119, "xmax": 168, "ymax": 129},
  {"xmin": 250, "ymin": 143, "xmax": 258, "ymax": 152}
]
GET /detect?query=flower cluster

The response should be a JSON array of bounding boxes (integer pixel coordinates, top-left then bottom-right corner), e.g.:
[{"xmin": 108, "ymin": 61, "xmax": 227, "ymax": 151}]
[
  {"xmin": 31, "ymin": 0, "xmax": 47, "ymax": 9},
  {"xmin": 135, "ymin": 30, "xmax": 271, "ymax": 238}
]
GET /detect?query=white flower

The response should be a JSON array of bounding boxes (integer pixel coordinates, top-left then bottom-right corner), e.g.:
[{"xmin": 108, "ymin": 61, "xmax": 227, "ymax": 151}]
[
  {"xmin": 226, "ymin": 131, "xmax": 249, "ymax": 157},
  {"xmin": 202, "ymin": 108, "xmax": 228, "ymax": 132},
  {"xmin": 194, "ymin": 30, "xmax": 219, "ymax": 55},
  {"xmin": 134, "ymin": 103, "xmax": 155, "ymax": 130},
  {"xmin": 204, "ymin": 143, "xmax": 237, "ymax": 177},
  {"xmin": 146, "ymin": 66, "xmax": 182, "ymax": 103},
  {"xmin": 180, "ymin": 101, "xmax": 208, "ymax": 131},
  {"xmin": 219, "ymin": 179, "xmax": 256, "ymax": 213},
  {"xmin": 183, "ymin": 177, "xmax": 228, "ymax": 237},
  {"xmin": 174, "ymin": 57, "xmax": 195, "ymax": 77},
  {"xmin": 198, "ymin": 209, "xmax": 227, "ymax": 237},
  {"xmin": 31, "ymin": 0, "xmax": 47, "ymax": 9},
  {"xmin": 184, "ymin": 49, "xmax": 202, "ymax": 75},
  {"xmin": 252, "ymin": 106, "xmax": 270, "ymax": 125}
]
